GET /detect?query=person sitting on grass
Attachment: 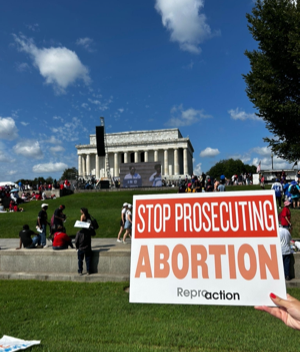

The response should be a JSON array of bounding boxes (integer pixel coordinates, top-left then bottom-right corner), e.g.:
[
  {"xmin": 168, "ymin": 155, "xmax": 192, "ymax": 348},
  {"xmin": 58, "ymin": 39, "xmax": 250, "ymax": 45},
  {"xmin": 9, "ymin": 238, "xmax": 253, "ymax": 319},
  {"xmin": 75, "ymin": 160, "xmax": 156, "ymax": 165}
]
[
  {"xmin": 16, "ymin": 224, "xmax": 42, "ymax": 249},
  {"xmin": 52, "ymin": 225, "xmax": 74, "ymax": 250}
]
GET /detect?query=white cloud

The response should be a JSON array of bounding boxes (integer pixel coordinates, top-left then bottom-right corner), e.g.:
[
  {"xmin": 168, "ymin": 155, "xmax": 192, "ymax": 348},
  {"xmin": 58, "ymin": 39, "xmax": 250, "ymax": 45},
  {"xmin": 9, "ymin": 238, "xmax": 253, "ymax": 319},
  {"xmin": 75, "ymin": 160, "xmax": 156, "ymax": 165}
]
[
  {"xmin": 88, "ymin": 97, "xmax": 113, "ymax": 111},
  {"xmin": 53, "ymin": 115, "xmax": 64, "ymax": 123},
  {"xmin": 32, "ymin": 162, "xmax": 67, "ymax": 173},
  {"xmin": 76, "ymin": 37, "xmax": 95, "ymax": 52},
  {"xmin": 200, "ymin": 147, "xmax": 220, "ymax": 157},
  {"xmin": 50, "ymin": 117, "xmax": 83, "ymax": 142},
  {"xmin": 16, "ymin": 62, "xmax": 31, "ymax": 72},
  {"xmin": 228, "ymin": 108, "xmax": 261, "ymax": 121},
  {"xmin": 118, "ymin": 108, "xmax": 124, "ymax": 113},
  {"xmin": 81, "ymin": 103, "xmax": 91, "ymax": 111},
  {"xmin": 252, "ymin": 157, "xmax": 293, "ymax": 171},
  {"xmin": 0, "ymin": 151, "xmax": 10, "ymax": 162},
  {"xmin": 252, "ymin": 146, "xmax": 271, "ymax": 156},
  {"xmin": 0, "ymin": 117, "xmax": 18, "ymax": 140},
  {"xmin": 7, "ymin": 170, "xmax": 17, "ymax": 175},
  {"xmin": 193, "ymin": 162, "xmax": 202, "ymax": 175},
  {"xmin": 155, "ymin": 0, "xmax": 213, "ymax": 54},
  {"xmin": 50, "ymin": 145, "xmax": 65, "ymax": 153},
  {"xmin": 26, "ymin": 23, "xmax": 39, "ymax": 32},
  {"xmin": 13, "ymin": 34, "xmax": 91, "ymax": 93},
  {"xmin": 20, "ymin": 122, "xmax": 29, "ymax": 126},
  {"xmin": 13, "ymin": 140, "xmax": 43, "ymax": 159},
  {"xmin": 165, "ymin": 104, "xmax": 211, "ymax": 127},
  {"xmin": 46, "ymin": 136, "xmax": 62, "ymax": 144}
]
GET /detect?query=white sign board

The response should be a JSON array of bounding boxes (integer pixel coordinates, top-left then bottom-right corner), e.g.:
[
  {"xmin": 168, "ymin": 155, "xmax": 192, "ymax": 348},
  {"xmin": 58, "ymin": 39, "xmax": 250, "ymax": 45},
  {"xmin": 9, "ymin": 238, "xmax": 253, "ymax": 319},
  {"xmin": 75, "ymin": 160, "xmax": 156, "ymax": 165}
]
[
  {"xmin": 129, "ymin": 191, "xmax": 286, "ymax": 306},
  {"xmin": 74, "ymin": 221, "xmax": 90, "ymax": 229}
]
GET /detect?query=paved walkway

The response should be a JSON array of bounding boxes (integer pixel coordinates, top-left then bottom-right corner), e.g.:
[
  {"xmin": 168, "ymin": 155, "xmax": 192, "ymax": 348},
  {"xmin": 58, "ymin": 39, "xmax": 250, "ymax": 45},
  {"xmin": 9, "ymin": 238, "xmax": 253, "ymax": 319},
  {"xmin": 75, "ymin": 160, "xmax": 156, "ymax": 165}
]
[
  {"xmin": 1, "ymin": 239, "xmax": 300, "ymax": 288},
  {"xmin": 0, "ymin": 238, "xmax": 131, "ymax": 251}
]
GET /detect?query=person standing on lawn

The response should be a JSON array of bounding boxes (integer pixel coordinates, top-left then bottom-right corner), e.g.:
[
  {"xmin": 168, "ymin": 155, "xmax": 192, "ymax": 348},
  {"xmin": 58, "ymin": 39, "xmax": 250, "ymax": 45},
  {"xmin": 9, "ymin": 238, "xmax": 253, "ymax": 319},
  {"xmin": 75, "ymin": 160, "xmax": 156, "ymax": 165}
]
[
  {"xmin": 117, "ymin": 202, "xmax": 128, "ymax": 243},
  {"xmin": 271, "ymin": 179, "xmax": 283, "ymax": 209},
  {"xmin": 279, "ymin": 200, "xmax": 292, "ymax": 230},
  {"xmin": 279, "ymin": 226, "xmax": 292, "ymax": 281},
  {"xmin": 123, "ymin": 204, "xmax": 132, "ymax": 244},
  {"xmin": 288, "ymin": 180, "xmax": 300, "ymax": 209},
  {"xmin": 37, "ymin": 203, "xmax": 49, "ymax": 247}
]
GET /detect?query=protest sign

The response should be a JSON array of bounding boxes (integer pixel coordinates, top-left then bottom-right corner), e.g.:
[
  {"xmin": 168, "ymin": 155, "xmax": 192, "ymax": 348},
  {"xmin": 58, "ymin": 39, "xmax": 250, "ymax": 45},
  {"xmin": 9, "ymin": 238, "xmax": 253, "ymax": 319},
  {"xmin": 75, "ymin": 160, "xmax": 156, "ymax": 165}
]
[{"xmin": 129, "ymin": 191, "xmax": 287, "ymax": 306}]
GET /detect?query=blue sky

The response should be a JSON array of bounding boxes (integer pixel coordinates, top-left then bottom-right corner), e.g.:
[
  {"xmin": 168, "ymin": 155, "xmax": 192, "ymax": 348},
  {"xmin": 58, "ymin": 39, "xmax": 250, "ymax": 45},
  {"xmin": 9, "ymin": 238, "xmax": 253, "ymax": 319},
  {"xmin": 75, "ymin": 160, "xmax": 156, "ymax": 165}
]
[{"xmin": 0, "ymin": 0, "xmax": 293, "ymax": 181}]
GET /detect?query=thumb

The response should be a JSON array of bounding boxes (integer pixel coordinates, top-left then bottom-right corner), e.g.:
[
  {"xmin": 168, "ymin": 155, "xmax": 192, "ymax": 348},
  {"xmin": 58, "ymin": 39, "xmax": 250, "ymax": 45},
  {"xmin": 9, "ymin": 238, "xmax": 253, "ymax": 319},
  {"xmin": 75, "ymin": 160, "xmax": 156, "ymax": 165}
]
[{"xmin": 270, "ymin": 293, "xmax": 294, "ymax": 309}]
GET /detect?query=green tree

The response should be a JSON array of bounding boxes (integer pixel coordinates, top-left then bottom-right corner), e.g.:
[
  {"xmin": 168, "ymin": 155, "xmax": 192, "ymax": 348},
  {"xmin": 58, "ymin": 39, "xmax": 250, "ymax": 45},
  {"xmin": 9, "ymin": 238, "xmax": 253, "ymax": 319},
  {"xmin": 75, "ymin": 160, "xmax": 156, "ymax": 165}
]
[
  {"xmin": 243, "ymin": 0, "xmax": 300, "ymax": 162},
  {"xmin": 60, "ymin": 167, "xmax": 78, "ymax": 181},
  {"xmin": 45, "ymin": 177, "xmax": 54, "ymax": 184},
  {"xmin": 206, "ymin": 159, "xmax": 256, "ymax": 179}
]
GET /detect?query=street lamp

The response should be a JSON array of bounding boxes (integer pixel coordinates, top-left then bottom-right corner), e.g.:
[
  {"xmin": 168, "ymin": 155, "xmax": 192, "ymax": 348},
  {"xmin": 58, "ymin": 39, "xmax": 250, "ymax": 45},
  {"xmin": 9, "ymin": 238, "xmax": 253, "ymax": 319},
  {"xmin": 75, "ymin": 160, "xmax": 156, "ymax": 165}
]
[{"xmin": 271, "ymin": 153, "xmax": 274, "ymax": 170}]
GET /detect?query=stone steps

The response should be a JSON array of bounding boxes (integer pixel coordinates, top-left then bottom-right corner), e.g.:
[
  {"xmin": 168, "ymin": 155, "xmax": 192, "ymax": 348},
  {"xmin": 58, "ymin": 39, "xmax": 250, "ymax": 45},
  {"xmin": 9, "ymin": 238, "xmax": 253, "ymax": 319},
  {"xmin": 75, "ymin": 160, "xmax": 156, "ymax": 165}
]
[{"xmin": 0, "ymin": 238, "xmax": 131, "ymax": 282}]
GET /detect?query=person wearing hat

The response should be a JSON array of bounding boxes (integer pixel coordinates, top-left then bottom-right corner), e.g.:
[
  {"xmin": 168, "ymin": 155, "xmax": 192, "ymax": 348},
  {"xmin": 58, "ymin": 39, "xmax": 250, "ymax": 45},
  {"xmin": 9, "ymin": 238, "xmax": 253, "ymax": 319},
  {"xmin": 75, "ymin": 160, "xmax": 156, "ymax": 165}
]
[
  {"xmin": 37, "ymin": 203, "xmax": 50, "ymax": 247},
  {"xmin": 123, "ymin": 204, "xmax": 132, "ymax": 244},
  {"xmin": 280, "ymin": 200, "xmax": 292, "ymax": 229},
  {"xmin": 117, "ymin": 202, "xmax": 128, "ymax": 243}
]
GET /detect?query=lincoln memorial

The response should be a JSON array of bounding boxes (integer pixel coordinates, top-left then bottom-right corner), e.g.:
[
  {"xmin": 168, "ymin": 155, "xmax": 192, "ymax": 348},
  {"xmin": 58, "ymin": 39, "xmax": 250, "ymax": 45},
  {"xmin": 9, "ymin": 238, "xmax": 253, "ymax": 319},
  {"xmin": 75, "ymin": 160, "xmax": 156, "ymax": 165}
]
[{"xmin": 75, "ymin": 128, "xmax": 194, "ymax": 179}]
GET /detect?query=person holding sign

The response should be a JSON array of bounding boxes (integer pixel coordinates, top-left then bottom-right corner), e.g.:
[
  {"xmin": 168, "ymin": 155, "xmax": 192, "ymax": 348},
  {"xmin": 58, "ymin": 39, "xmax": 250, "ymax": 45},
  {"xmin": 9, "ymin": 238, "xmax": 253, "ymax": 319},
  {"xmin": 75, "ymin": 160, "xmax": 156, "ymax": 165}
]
[{"xmin": 255, "ymin": 293, "xmax": 300, "ymax": 331}]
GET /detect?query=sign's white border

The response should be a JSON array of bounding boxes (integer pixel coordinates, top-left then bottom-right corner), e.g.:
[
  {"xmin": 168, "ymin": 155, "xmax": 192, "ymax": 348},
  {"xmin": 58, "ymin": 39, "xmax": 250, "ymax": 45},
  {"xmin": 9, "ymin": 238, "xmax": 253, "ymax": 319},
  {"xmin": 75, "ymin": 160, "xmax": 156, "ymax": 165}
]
[{"xmin": 129, "ymin": 191, "xmax": 286, "ymax": 306}]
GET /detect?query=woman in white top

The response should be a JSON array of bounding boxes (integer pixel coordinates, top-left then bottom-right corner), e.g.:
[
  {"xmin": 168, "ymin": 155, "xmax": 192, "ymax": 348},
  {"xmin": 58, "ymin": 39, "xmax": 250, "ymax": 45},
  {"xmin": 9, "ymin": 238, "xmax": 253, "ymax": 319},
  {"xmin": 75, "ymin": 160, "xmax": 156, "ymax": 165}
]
[
  {"xmin": 117, "ymin": 203, "xmax": 128, "ymax": 243},
  {"xmin": 123, "ymin": 204, "xmax": 132, "ymax": 244}
]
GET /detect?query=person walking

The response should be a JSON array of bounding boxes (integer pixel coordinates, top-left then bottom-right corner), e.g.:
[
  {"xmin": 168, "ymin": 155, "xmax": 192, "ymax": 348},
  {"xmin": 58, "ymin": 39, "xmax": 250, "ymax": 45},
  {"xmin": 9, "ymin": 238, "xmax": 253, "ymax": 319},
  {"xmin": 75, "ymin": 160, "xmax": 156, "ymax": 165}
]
[
  {"xmin": 123, "ymin": 204, "xmax": 132, "ymax": 244},
  {"xmin": 271, "ymin": 178, "xmax": 283, "ymax": 209},
  {"xmin": 117, "ymin": 203, "xmax": 127, "ymax": 243}
]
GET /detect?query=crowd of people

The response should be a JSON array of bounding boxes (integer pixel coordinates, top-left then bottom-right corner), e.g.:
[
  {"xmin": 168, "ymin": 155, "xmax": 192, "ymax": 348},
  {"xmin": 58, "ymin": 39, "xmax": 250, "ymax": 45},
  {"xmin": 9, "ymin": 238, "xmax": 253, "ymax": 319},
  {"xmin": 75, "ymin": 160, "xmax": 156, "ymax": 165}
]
[
  {"xmin": 178, "ymin": 173, "xmax": 227, "ymax": 193},
  {"xmin": 16, "ymin": 204, "xmax": 97, "ymax": 276},
  {"xmin": 0, "ymin": 181, "xmax": 75, "ymax": 213}
]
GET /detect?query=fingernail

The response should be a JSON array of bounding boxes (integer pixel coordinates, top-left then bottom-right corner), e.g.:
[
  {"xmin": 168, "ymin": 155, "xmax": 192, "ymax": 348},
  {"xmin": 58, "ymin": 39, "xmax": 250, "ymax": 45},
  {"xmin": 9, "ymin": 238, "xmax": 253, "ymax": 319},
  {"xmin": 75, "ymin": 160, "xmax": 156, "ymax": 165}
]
[{"xmin": 270, "ymin": 293, "xmax": 276, "ymax": 299}]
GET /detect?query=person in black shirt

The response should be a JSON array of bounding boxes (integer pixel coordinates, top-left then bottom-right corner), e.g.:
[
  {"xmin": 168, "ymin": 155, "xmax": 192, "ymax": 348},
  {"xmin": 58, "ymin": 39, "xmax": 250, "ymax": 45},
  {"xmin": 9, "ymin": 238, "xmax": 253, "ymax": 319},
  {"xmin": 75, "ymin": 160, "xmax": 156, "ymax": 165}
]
[
  {"xmin": 53, "ymin": 205, "xmax": 66, "ymax": 230},
  {"xmin": 37, "ymin": 203, "xmax": 50, "ymax": 247},
  {"xmin": 75, "ymin": 208, "xmax": 96, "ymax": 275},
  {"xmin": 16, "ymin": 224, "xmax": 42, "ymax": 249}
]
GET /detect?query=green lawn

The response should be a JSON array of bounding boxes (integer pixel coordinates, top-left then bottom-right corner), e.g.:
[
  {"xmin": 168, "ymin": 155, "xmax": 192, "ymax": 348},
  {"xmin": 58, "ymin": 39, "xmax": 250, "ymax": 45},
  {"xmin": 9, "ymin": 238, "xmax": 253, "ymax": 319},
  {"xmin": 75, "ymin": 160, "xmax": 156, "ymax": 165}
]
[
  {"xmin": 0, "ymin": 280, "xmax": 300, "ymax": 351},
  {"xmin": 2, "ymin": 185, "xmax": 300, "ymax": 239}
]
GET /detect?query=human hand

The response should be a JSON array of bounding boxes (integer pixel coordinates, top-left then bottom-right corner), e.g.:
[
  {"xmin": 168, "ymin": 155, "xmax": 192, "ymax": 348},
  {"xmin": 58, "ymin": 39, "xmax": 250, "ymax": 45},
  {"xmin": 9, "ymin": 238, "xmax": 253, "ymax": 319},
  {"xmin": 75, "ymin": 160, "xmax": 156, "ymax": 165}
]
[{"xmin": 255, "ymin": 293, "xmax": 300, "ymax": 330}]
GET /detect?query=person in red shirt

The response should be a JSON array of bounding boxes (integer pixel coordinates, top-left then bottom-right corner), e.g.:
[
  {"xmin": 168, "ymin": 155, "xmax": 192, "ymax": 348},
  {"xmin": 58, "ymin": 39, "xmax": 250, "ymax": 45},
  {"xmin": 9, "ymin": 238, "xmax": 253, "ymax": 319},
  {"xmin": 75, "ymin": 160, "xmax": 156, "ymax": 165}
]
[
  {"xmin": 52, "ymin": 226, "xmax": 74, "ymax": 250},
  {"xmin": 280, "ymin": 200, "xmax": 292, "ymax": 229}
]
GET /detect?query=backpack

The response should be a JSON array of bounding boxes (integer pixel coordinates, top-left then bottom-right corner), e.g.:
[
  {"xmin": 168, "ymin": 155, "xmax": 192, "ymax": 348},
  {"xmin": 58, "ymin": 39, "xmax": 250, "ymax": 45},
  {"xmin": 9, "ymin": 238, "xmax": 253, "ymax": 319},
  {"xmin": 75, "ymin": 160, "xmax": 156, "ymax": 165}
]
[
  {"xmin": 90, "ymin": 216, "xmax": 99, "ymax": 230},
  {"xmin": 290, "ymin": 184, "xmax": 298, "ymax": 195}
]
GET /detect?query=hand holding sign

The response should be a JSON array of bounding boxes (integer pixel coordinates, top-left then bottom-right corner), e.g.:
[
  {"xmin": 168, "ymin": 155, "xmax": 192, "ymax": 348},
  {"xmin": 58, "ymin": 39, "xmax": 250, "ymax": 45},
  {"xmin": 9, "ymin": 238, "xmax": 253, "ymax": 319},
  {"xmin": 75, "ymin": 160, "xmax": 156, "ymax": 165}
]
[{"xmin": 255, "ymin": 293, "xmax": 300, "ymax": 331}]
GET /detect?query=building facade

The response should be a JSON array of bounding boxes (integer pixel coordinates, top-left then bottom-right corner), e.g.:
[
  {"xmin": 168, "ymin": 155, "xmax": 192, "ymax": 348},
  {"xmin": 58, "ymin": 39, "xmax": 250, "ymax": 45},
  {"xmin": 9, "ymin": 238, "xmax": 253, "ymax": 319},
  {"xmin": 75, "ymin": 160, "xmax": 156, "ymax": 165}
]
[{"xmin": 75, "ymin": 128, "xmax": 194, "ymax": 179}]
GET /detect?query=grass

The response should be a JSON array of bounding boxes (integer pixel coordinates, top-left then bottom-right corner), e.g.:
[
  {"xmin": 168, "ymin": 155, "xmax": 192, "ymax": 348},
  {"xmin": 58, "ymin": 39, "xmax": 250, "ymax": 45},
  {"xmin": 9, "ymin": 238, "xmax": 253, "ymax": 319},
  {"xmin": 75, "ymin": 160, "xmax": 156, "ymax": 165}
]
[
  {"xmin": 2, "ymin": 185, "xmax": 300, "ymax": 239},
  {"xmin": 0, "ymin": 280, "xmax": 300, "ymax": 351}
]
